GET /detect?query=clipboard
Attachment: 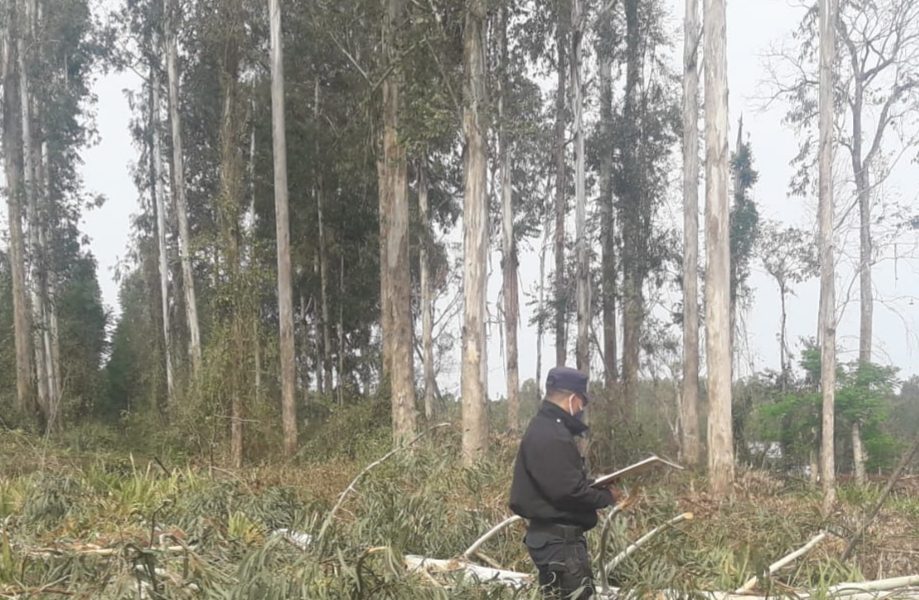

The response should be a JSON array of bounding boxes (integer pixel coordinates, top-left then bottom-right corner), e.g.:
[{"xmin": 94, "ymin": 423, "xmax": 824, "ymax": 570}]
[{"xmin": 590, "ymin": 455, "xmax": 684, "ymax": 488}]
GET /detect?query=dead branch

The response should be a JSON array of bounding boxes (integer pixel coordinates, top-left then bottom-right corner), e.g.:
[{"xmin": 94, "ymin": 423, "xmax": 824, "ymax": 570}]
[{"xmin": 843, "ymin": 436, "xmax": 919, "ymax": 560}]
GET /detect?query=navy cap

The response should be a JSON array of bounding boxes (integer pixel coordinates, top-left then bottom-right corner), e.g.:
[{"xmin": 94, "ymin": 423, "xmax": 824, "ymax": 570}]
[{"xmin": 545, "ymin": 366, "xmax": 590, "ymax": 404}]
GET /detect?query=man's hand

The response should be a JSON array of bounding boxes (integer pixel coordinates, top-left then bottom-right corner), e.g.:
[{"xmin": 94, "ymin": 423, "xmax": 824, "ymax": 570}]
[{"xmin": 610, "ymin": 485, "xmax": 640, "ymax": 511}]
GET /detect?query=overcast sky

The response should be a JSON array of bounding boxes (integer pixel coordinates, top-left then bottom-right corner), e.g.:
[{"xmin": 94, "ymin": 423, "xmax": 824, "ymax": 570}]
[{"xmin": 72, "ymin": 0, "xmax": 918, "ymax": 397}]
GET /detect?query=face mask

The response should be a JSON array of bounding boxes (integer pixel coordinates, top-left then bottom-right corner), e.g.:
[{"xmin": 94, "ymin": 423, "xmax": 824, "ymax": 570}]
[{"xmin": 568, "ymin": 395, "xmax": 585, "ymax": 422}]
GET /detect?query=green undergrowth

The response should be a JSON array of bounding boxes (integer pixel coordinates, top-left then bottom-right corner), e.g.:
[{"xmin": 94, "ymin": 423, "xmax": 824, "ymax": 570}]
[{"xmin": 0, "ymin": 412, "xmax": 916, "ymax": 598}]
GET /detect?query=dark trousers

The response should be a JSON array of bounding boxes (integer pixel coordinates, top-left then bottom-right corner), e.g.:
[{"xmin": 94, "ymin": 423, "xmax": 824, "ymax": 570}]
[{"xmin": 524, "ymin": 524, "xmax": 595, "ymax": 600}]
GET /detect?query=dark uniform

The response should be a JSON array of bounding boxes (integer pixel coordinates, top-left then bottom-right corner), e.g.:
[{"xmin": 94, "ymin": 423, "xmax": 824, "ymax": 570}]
[{"xmin": 509, "ymin": 367, "xmax": 613, "ymax": 599}]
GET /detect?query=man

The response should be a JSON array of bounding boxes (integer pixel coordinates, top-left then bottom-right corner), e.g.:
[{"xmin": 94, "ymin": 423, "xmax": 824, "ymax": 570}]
[{"xmin": 509, "ymin": 366, "xmax": 616, "ymax": 599}]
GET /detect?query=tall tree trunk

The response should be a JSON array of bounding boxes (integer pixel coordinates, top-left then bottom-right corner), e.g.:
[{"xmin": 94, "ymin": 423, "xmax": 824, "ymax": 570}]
[
  {"xmin": 779, "ymin": 282, "xmax": 788, "ymax": 392},
  {"xmin": 381, "ymin": 0, "xmax": 417, "ymax": 446},
  {"xmin": 318, "ymin": 182, "xmax": 332, "ymax": 395},
  {"xmin": 338, "ymin": 254, "xmax": 345, "ymax": 406},
  {"xmin": 537, "ymin": 176, "xmax": 551, "ymax": 400},
  {"xmin": 1, "ymin": 12, "xmax": 34, "ymax": 416},
  {"xmin": 571, "ymin": 0, "xmax": 588, "ymax": 375},
  {"xmin": 462, "ymin": 0, "xmax": 488, "ymax": 465},
  {"xmin": 151, "ymin": 66, "xmax": 175, "ymax": 407},
  {"xmin": 818, "ymin": 0, "xmax": 837, "ymax": 514},
  {"xmin": 215, "ymin": 0, "xmax": 246, "ymax": 468},
  {"xmin": 165, "ymin": 0, "xmax": 202, "ymax": 375},
  {"xmin": 730, "ymin": 118, "xmax": 743, "ymax": 378},
  {"xmin": 554, "ymin": 0, "xmax": 569, "ymax": 368},
  {"xmin": 851, "ymin": 89, "xmax": 872, "ymax": 368},
  {"xmin": 418, "ymin": 159, "xmax": 435, "ymax": 420},
  {"xmin": 314, "ymin": 76, "xmax": 332, "ymax": 395},
  {"xmin": 620, "ymin": 0, "xmax": 640, "ymax": 422},
  {"xmin": 681, "ymin": 0, "xmax": 701, "ymax": 467},
  {"xmin": 851, "ymin": 86, "xmax": 869, "ymax": 485},
  {"xmin": 597, "ymin": 10, "xmax": 617, "ymax": 391},
  {"xmin": 35, "ymin": 135, "xmax": 58, "ymax": 429},
  {"xmin": 852, "ymin": 420, "xmax": 866, "ymax": 482},
  {"xmin": 18, "ymin": 0, "xmax": 51, "ymax": 429},
  {"xmin": 268, "ymin": 0, "xmax": 298, "ymax": 457},
  {"xmin": 704, "ymin": 0, "xmax": 733, "ymax": 496},
  {"xmin": 498, "ymin": 5, "xmax": 519, "ymax": 433}
]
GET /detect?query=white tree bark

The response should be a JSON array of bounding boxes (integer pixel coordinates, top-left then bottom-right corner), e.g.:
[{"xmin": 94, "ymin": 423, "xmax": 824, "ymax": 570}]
[
  {"xmin": 703, "ymin": 0, "xmax": 733, "ymax": 495},
  {"xmin": 1, "ymin": 12, "xmax": 35, "ymax": 415},
  {"xmin": 461, "ymin": 0, "xmax": 489, "ymax": 464},
  {"xmin": 681, "ymin": 0, "xmax": 701, "ymax": 467},
  {"xmin": 151, "ymin": 66, "xmax": 175, "ymax": 405},
  {"xmin": 498, "ymin": 4, "xmax": 519, "ymax": 433},
  {"xmin": 36, "ymin": 137, "xmax": 58, "ymax": 428},
  {"xmin": 818, "ymin": 0, "xmax": 837, "ymax": 515},
  {"xmin": 18, "ymin": 0, "xmax": 51, "ymax": 426},
  {"xmin": 852, "ymin": 420, "xmax": 866, "ymax": 484},
  {"xmin": 268, "ymin": 0, "xmax": 298, "ymax": 457},
  {"xmin": 165, "ymin": 0, "xmax": 202, "ymax": 375}
]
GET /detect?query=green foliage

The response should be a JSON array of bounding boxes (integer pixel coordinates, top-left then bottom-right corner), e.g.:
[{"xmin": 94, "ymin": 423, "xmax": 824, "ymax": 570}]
[
  {"xmin": 730, "ymin": 133, "xmax": 761, "ymax": 309},
  {"xmin": 4, "ymin": 421, "xmax": 915, "ymax": 598}
]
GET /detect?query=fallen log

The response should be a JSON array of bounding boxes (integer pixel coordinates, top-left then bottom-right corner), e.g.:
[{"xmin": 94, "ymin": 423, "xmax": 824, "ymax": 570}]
[
  {"xmin": 403, "ymin": 558, "xmax": 919, "ymax": 600},
  {"xmin": 403, "ymin": 555, "xmax": 532, "ymax": 589},
  {"xmin": 735, "ymin": 531, "xmax": 827, "ymax": 593},
  {"xmin": 827, "ymin": 575, "xmax": 919, "ymax": 596}
]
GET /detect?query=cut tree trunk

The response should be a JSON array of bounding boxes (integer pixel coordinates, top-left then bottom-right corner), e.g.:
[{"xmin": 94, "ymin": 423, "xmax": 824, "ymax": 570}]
[
  {"xmin": 165, "ymin": 0, "xmax": 202, "ymax": 375},
  {"xmin": 817, "ymin": 0, "xmax": 837, "ymax": 515},
  {"xmin": 268, "ymin": 0, "xmax": 298, "ymax": 457},
  {"xmin": 703, "ymin": 0, "xmax": 734, "ymax": 495},
  {"xmin": 681, "ymin": 0, "xmax": 701, "ymax": 467},
  {"xmin": 461, "ymin": 0, "xmax": 489, "ymax": 464},
  {"xmin": 498, "ymin": 4, "xmax": 519, "ymax": 433}
]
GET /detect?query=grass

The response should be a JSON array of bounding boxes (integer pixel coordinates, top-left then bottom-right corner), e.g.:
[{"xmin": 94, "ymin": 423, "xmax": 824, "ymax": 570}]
[{"xmin": 0, "ymin": 410, "xmax": 916, "ymax": 598}]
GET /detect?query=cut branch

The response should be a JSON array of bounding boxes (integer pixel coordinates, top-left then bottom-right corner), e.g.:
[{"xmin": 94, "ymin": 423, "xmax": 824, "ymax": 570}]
[
  {"xmin": 604, "ymin": 512, "xmax": 693, "ymax": 573},
  {"xmin": 735, "ymin": 531, "xmax": 827, "ymax": 593},
  {"xmin": 462, "ymin": 515, "xmax": 522, "ymax": 561}
]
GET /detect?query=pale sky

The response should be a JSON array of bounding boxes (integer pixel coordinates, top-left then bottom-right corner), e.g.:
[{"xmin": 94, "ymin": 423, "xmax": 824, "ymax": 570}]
[{"xmin": 70, "ymin": 0, "xmax": 919, "ymax": 397}]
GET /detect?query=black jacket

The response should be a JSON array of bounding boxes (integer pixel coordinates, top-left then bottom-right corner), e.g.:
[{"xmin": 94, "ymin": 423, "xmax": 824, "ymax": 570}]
[{"xmin": 509, "ymin": 401, "xmax": 613, "ymax": 530}]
